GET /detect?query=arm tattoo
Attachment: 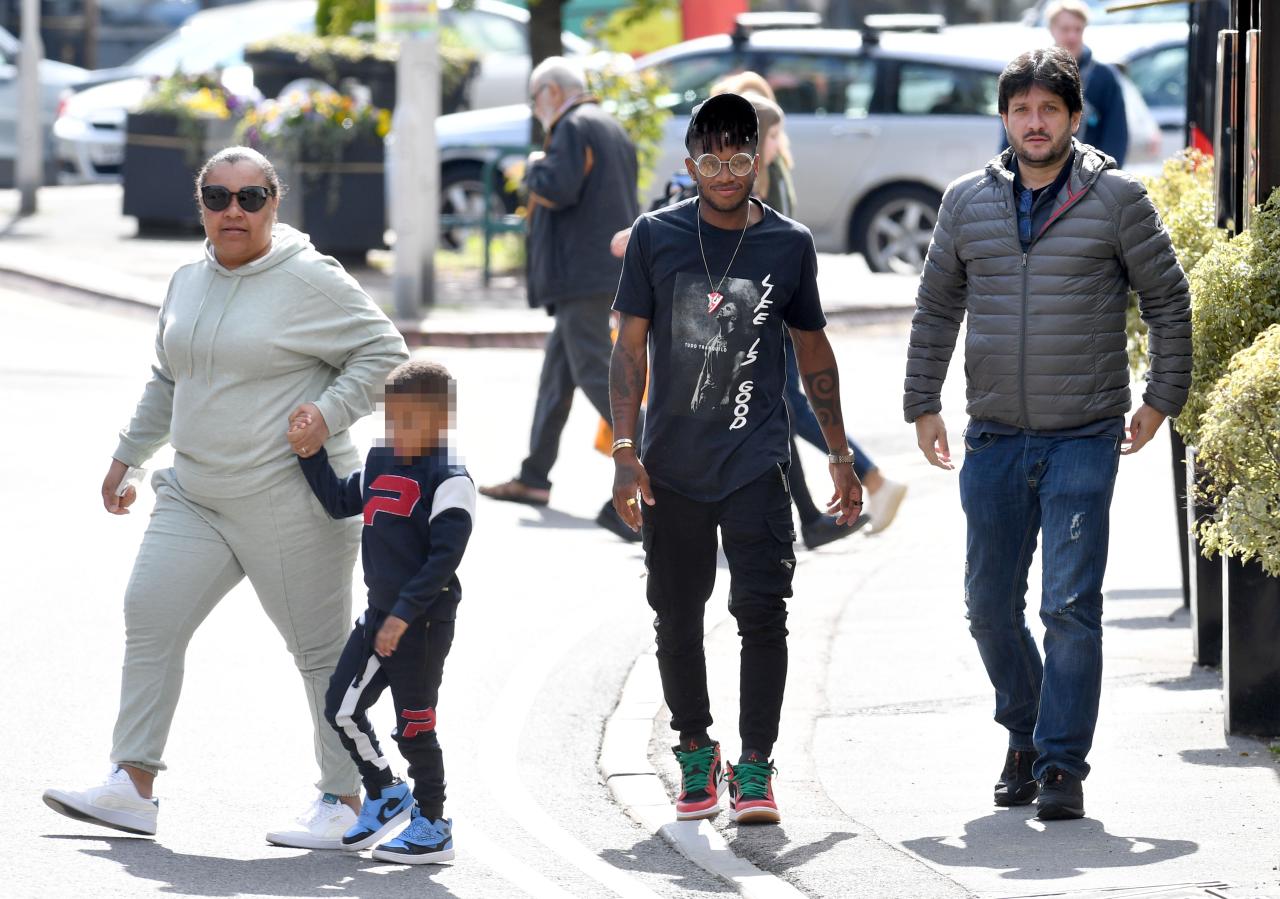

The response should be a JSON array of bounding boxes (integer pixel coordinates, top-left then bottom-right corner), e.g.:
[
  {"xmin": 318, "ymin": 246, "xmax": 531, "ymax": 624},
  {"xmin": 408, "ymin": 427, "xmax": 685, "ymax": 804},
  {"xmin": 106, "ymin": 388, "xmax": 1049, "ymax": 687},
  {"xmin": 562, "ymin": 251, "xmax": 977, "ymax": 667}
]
[
  {"xmin": 609, "ymin": 316, "xmax": 647, "ymax": 437},
  {"xmin": 803, "ymin": 366, "xmax": 842, "ymax": 430}
]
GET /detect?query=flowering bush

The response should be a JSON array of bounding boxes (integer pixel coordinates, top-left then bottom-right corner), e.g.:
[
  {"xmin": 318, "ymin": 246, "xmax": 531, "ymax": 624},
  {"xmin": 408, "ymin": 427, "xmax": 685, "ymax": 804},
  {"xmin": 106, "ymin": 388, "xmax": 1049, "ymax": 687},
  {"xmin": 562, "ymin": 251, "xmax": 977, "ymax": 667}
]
[
  {"xmin": 1176, "ymin": 187, "xmax": 1280, "ymax": 448},
  {"xmin": 235, "ymin": 87, "xmax": 391, "ymax": 163},
  {"xmin": 137, "ymin": 72, "xmax": 247, "ymax": 121},
  {"xmin": 1127, "ymin": 149, "xmax": 1225, "ymax": 377},
  {"xmin": 1197, "ymin": 323, "xmax": 1280, "ymax": 575}
]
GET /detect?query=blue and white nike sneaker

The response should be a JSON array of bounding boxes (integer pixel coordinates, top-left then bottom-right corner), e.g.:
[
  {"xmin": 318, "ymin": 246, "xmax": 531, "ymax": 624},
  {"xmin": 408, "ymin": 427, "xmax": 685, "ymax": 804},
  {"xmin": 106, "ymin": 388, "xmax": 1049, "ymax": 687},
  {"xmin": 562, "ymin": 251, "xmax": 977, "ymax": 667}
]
[
  {"xmin": 342, "ymin": 779, "xmax": 414, "ymax": 851},
  {"xmin": 370, "ymin": 809, "xmax": 454, "ymax": 865}
]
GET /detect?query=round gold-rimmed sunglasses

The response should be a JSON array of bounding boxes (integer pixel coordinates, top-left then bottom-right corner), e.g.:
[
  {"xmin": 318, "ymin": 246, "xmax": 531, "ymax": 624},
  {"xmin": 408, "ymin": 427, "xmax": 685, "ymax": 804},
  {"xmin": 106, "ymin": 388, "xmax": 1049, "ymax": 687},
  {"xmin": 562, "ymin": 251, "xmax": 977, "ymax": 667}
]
[{"xmin": 691, "ymin": 152, "xmax": 757, "ymax": 179}]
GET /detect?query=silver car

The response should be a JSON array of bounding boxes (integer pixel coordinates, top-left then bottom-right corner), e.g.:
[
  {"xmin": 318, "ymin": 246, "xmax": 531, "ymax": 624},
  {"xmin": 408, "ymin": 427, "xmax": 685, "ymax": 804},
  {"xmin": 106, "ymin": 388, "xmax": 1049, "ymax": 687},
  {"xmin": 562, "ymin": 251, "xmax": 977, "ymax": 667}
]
[
  {"xmin": 437, "ymin": 23, "xmax": 1164, "ymax": 273},
  {"xmin": 0, "ymin": 26, "xmax": 87, "ymax": 185}
]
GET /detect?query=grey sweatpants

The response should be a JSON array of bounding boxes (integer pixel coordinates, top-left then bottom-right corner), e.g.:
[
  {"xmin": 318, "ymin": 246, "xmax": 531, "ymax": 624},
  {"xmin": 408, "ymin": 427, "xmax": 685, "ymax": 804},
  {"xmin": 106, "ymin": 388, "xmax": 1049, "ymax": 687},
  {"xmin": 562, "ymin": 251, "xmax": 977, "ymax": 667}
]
[{"xmin": 111, "ymin": 467, "xmax": 362, "ymax": 795}]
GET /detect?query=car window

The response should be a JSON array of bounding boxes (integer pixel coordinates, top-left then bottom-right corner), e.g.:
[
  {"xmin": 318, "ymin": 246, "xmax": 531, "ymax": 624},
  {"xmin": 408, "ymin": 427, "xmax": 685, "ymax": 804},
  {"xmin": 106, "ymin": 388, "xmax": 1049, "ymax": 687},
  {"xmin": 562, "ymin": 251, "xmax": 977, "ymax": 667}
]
[
  {"xmin": 442, "ymin": 8, "xmax": 527, "ymax": 55},
  {"xmin": 1124, "ymin": 45, "xmax": 1186, "ymax": 110},
  {"xmin": 647, "ymin": 53, "xmax": 742, "ymax": 116},
  {"xmin": 759, "ymin": 53, "xmax": 875, "ymax": 117},
  {"xmin": 895, "ymin": 63, "xmax": 998, "ymax": 116}
]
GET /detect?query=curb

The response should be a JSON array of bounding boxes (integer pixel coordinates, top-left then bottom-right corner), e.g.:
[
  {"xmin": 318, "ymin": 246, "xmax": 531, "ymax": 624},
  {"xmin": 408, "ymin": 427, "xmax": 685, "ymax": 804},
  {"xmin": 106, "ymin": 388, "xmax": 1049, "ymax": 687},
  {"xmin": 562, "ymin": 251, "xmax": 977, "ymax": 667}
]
[
  {"xmin": 2, "ymin": 261, "xmax": 914, "ymax": 349},
  {"xmin": 600, "ymin": 651, "xmax": 807, "ymax": 899}
]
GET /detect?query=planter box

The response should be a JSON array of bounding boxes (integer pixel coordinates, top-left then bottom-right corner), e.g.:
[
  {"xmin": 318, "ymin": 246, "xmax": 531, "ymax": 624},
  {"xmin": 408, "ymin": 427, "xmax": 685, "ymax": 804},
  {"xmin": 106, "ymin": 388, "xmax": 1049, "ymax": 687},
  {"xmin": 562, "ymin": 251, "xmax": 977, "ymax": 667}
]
[
  {"xmin": 1186, "ymin": 446, "xmax": 1223, "ymax": 667},
  {"xmin": 275, "ymin": 135, "xmax": 386, "ymax": 260},
  {"xmin": 243, "ymin": 47, "xmax": 475, "ymax": 113},
  {"xmin": 1222, "ymin": 555, "xmax": 1280, "ymax": 735},
  {"xmin": 122, "ymin": 112, "xmax": 237, "ymax": 231}
]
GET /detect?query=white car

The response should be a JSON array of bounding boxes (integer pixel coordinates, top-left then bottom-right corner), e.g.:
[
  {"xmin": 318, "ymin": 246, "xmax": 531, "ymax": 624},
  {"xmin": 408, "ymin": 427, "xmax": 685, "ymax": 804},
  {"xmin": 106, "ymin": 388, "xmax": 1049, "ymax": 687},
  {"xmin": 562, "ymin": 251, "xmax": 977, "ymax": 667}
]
[
  {"xmin": 437, "ymin": 21, "xmax": 1167, "ymax": 272},
  {"xmin": 0, "ymin": 26, "xmax": 87, "ymax": 185},
  {"xmin": 53, "ymin": 0, "xmax": 314, "ymax": 183},
  {"xmin": 53, "ymin": 0, "xmax": 591, "ymax": 184}
]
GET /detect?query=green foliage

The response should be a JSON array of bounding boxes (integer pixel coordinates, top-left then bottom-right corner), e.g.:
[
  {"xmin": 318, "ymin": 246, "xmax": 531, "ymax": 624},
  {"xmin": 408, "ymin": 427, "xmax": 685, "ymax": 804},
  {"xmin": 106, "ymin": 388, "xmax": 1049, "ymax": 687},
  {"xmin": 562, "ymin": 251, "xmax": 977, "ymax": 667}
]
[
  {"xmin": 1176, "ymin": 188, "xmax": 1280, "ymax": 447},
  {"xmin": 316, "ymin": 0, "xmax": 375, "ymax": 37},
  {"xmin": 1196, "ymin": 323, "xmax": 1280, "ymax": 575},
  {"xmin": 588, "ymin": 59, "xmax": 670, "ymax": 191},
  {"xmin": 1127, "ymin": 150, "xmax": 1225, "ymax": 377}
]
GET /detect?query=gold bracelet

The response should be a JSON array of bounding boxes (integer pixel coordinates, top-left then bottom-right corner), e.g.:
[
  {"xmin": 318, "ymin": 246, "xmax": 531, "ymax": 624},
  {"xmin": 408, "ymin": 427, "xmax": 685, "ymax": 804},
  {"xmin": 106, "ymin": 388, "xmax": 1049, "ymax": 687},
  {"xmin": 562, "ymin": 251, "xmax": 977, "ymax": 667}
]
[{"xmin": 611, "ymin": 438, "xmax": 635, "ymax": 456}]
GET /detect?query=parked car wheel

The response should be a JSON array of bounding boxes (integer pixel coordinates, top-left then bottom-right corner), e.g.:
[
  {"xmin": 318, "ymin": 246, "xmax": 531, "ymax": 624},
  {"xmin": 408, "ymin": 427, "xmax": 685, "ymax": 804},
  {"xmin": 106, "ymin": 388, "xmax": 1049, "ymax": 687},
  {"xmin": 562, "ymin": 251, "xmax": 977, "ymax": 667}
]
[
  {"xmin": 853, "ymin": 185, "xmax": 941, "ymax": 274},
  {"xmin": 440, "ymin": 161, "xmax": 514, "ymax": 251}
]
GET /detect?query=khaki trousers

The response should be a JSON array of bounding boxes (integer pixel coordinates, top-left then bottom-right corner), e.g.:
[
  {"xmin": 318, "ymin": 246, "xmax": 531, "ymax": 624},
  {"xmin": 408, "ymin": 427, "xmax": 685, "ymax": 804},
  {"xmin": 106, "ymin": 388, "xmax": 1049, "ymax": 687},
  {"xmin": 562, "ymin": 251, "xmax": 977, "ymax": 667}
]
[{"xmin": 111, "ymin": 467, "xmax": 361, "ymax": 795}]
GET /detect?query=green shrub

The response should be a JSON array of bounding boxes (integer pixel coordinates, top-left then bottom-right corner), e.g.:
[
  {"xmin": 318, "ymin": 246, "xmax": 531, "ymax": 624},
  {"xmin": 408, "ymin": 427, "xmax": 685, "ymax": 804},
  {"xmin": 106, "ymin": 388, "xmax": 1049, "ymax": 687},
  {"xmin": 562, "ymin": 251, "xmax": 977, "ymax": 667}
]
[
  {"xmin": 1197, "ymin": 323, "xmax": 1280, "ymax": 575},
  {"xmin": 316, "ymin": 0, "xmax": 374, "ymax": 37},
  {"xmin": 1127, "ymin": 150, "xmax": 1225, "ymax": 377},
  {"xmin": 588, "ymin": 61, "xmax": 669, "ymax": 192},
  {"xmin": 1176, "ymin": 187, "xmax": 1280, "ymax": 447}
]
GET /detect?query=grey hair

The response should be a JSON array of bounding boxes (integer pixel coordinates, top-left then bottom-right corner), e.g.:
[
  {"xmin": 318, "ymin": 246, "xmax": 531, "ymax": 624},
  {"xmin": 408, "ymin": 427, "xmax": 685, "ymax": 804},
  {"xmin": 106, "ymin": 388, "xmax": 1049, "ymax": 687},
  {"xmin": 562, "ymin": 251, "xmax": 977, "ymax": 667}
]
[
  {"xmin": 530, "ymin": 56, "xmax": 586, "ymax": 94},
  {"xmin": 195, "ymin": 145, "xmax": 286, "ymax": 200}
]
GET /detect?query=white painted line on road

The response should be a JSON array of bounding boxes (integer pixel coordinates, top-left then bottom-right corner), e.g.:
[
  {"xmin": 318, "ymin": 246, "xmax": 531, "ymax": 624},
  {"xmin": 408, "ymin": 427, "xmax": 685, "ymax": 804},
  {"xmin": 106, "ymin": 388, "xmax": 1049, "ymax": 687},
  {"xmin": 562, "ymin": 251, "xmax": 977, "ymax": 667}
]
[
  {"xmin": 465, "ymin": 824, "xmax": 579, "ymax": 899},
  {"xmin": 482, "ymin": 628, "xmax": 668, "ymax": 899},
  {"xmin": 600, "ymin": 652, "xmax": 807, "ymax": 899}
]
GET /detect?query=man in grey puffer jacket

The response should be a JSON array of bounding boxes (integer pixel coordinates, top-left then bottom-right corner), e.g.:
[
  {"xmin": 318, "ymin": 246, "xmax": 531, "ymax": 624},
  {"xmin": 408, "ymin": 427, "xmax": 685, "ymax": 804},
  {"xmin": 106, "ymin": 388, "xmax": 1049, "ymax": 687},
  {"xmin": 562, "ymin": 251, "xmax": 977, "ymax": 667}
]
[{"xmin": 903, "ymin": 47, "xmax": 1190, "ymax": 821}]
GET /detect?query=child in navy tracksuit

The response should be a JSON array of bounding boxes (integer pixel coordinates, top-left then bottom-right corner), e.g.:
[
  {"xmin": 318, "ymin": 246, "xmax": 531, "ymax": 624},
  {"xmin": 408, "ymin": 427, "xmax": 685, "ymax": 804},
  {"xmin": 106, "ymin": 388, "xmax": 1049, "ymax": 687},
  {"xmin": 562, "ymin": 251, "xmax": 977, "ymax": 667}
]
[{"xmin": 294, "ymin": 359, "xmax": 474, "ymax": 865}]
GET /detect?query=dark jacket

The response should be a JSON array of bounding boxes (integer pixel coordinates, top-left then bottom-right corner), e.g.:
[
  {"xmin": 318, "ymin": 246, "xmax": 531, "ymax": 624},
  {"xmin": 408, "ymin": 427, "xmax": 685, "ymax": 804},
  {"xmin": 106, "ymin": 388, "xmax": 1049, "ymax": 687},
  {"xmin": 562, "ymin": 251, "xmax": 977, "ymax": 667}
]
[
  {"xmin": 299, "ymin": 445, "xmax": 475, "ymax": 623},
  {"xmin": 526, "ymin": 96, "xmax": 638, "ymax": 310},
  {"xmin": 903, "ymin": 141, "xmax": 1191, "ymax": 430},
  {"xmin": 1077, "ymin": 46, "xmax": 1129, "ymax": 167}
]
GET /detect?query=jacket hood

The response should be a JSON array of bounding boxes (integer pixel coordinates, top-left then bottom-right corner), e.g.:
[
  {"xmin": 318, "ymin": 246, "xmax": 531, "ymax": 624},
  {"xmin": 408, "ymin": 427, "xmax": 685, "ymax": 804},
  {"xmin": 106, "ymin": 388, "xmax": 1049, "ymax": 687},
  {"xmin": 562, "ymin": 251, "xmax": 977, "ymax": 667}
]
[
  {"xmin": 987, "ymin": 139, "xmax": 1115, "ymax": 190},
  {"xmin": 202, "ymin": 223, "xmax": 312, "ymax": 277}
]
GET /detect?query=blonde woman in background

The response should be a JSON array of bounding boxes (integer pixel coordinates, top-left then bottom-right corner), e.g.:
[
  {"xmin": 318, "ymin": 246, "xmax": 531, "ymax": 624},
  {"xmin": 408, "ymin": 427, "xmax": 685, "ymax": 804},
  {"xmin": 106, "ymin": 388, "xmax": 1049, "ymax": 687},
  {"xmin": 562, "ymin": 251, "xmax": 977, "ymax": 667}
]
[{"xmin": 712, "ymin": 73, "xmax": 909, "ymax": 538}]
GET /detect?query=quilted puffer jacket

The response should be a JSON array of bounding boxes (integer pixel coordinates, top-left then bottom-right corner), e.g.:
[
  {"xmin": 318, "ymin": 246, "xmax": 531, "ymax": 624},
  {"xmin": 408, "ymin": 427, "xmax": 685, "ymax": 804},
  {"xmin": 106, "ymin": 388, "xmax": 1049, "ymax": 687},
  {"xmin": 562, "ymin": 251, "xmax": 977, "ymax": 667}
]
[{"xmin": 903, "ymin": 141, "xmax": 1191, "ymax": 429}]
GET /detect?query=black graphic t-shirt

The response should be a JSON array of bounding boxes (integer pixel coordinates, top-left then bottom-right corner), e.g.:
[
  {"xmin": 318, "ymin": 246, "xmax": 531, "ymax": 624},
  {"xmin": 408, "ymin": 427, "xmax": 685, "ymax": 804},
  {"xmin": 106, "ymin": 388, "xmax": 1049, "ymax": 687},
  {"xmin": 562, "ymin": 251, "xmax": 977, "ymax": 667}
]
[{"xmin": 613, "ymin": 197, "xmax": 826, "ymax": 502}]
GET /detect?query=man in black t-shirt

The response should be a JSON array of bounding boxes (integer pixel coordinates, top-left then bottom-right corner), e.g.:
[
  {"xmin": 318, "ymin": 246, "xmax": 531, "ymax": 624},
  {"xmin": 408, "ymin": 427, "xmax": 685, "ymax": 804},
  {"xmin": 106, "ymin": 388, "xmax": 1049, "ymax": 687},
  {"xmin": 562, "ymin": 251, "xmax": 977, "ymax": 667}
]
[{"xmin": 608, "ymin": 93, "xmax": 862, "ymax": 826}]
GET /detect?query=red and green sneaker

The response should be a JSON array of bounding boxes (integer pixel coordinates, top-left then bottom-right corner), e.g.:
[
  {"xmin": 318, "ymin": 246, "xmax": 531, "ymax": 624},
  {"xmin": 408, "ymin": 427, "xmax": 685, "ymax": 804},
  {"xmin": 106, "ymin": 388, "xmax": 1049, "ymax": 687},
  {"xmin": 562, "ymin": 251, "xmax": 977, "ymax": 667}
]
[
  {"xmin": 726, "ymin": 755, "xmax": 780, "ymax": 824},
  {"xmin": 672, "ymin": 740, "xmax": 724, "ymax": 820}
]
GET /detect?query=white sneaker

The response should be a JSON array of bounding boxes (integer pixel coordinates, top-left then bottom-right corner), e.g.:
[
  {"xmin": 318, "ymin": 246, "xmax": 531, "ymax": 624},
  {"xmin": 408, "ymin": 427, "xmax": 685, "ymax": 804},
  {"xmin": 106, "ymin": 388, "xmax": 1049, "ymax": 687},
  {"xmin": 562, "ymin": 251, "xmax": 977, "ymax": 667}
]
[
  {"xmin": 43, "ymin": 767, "xmax": 159, "ymax": 836},
  {"xmin": 866, "ymin": 479, "xmax": 908, "ymax": 534},
  {"xmin": 266, "ymin": 793, "xmax": 357, "ymax": 850}
]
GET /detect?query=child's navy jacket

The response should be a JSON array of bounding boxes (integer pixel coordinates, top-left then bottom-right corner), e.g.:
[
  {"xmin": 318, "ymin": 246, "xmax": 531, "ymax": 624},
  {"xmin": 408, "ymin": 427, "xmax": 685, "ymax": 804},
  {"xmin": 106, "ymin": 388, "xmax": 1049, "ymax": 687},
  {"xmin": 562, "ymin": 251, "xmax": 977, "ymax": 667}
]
[{"xmin": 299, "ymin": 445, "xmax": 475, "ymax": 622}]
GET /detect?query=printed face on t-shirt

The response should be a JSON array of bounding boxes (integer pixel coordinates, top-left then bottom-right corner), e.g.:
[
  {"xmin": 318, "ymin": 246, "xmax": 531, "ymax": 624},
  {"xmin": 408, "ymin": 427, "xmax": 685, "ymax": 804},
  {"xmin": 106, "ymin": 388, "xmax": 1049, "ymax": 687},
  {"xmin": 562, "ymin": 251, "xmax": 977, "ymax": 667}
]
[{"xmin": 672, "ymin": 272, "xmax": 776, "ymax": 431}]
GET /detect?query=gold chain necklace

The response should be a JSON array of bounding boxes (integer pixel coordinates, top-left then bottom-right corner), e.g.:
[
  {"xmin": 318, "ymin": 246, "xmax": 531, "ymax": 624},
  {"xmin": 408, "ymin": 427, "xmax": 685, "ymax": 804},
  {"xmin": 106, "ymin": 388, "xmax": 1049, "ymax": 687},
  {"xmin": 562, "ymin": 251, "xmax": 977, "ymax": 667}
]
[{"xmin": 696, "ymin": 198, "xmax": 751, "ymax": 313}]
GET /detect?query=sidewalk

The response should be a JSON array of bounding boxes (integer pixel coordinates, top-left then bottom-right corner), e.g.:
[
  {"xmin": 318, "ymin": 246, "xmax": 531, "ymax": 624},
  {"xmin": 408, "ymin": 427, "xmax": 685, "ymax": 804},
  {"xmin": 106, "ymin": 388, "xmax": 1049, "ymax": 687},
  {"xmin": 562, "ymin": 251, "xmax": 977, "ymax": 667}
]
[
  {"xmin": 0, "ymin": 184, "xmax": 919, "ymax": 347},
  {"xmin": 622, "ymin": 320, "xmax": 1280, "ymax": 898}
]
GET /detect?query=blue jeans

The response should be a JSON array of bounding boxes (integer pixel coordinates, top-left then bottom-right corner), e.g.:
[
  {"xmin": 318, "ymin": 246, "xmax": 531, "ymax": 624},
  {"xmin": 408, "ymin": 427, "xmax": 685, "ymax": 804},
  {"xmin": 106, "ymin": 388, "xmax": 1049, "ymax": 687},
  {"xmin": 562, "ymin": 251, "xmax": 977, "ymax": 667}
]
[
  {"xmin": 783, "ymin": 334, "xmax": 875, "ymax": 480},
  {"xmin": 958, "ymin": 431, "xmax": 1121, "ymax": 780}
]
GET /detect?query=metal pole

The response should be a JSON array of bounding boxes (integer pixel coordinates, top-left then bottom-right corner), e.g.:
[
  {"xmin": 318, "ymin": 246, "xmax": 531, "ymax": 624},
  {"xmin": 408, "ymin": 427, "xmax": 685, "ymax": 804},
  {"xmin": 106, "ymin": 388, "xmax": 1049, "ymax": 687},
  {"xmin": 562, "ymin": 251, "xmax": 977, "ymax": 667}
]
[
  {"xmin": 391, "ymin": 32, "xmax": 439, "ymax": 318},
  {"xmin": 16, "ymin": 0, "xmax": 43, "ymax": 215}
]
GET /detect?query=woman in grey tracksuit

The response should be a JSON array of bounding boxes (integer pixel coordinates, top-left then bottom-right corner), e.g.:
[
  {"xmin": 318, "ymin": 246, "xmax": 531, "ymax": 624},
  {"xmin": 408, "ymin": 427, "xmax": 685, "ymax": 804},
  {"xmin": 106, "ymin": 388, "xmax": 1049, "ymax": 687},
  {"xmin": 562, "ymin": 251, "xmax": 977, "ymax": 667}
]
[{"xmin": 43, "ymin": 147, "xmax": 408, "ymax": 846}]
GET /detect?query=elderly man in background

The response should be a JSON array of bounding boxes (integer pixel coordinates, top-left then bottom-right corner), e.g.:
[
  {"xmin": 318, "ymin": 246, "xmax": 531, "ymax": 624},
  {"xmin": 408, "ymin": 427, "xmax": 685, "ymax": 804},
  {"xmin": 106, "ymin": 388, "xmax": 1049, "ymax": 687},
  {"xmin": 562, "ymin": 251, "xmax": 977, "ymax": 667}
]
[{"xmin": 479, "ymin": 56, "xmax": 641, "ymax": 540}]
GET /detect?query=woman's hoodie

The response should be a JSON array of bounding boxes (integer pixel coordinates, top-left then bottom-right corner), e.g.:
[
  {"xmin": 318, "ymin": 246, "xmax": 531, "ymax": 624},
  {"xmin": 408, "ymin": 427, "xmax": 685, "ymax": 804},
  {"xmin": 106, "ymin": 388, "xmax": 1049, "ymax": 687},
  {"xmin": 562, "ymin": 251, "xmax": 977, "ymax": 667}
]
[{"xmin": 114, "ymin": 223, "xmax": 409, "ymax": 498}]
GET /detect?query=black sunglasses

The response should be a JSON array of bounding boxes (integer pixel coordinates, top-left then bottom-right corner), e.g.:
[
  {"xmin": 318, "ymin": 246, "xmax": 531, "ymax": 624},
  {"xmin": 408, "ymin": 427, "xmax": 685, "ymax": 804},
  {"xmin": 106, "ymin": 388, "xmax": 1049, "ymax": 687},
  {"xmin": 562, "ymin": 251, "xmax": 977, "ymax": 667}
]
[{"xmin": 201, "ymin": 185, "xmax": 275, "ymax": 213}]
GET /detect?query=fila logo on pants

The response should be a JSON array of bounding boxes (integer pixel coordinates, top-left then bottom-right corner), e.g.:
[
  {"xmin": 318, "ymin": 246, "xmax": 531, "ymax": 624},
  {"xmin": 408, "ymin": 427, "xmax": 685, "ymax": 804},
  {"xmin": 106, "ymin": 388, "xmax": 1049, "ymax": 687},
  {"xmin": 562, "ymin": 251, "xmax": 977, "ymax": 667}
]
[{"xmin": 401, "ymin": 707, "xmax": 437, "ymax": 739}]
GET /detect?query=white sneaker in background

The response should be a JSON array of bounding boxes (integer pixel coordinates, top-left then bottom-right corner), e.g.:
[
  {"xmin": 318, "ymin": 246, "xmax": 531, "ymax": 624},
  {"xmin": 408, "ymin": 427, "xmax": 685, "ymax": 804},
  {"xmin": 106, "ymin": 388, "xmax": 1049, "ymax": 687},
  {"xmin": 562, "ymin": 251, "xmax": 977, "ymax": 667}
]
[
  {"xmin": 867, "ymin": 479, "xmax": 908, "ymax": 534},
  {"xmin": 43, "ymin": 766, "xmax": 159, "ymax": 836},
  {"xmin": 266, "ymin": 793, "xmax": 357, "ymax": 850}
]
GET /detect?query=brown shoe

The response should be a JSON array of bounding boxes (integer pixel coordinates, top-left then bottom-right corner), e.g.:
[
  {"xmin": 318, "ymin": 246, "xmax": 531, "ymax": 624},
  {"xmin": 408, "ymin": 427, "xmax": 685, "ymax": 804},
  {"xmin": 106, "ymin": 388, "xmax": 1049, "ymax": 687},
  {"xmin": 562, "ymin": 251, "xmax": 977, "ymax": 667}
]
[{"xmin": 478, "ymin": 479, "xmax": 550, "ymax": 506}]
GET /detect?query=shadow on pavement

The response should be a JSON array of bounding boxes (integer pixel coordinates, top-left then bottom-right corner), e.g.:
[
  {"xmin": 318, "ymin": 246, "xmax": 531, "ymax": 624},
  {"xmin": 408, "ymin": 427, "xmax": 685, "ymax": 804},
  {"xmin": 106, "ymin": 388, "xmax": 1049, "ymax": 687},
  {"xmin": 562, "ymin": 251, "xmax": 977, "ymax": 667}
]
[
  {"xmin": 1181, "ymin": 743, "xmax": 1280, "ymax": 780},
  {"xmin": 1107, "ymin": 606, "xmax": 1190, "ymax": 630},
  {"xmin": 1152, "ymin": 664, "xmax": 1221, "ymax": 691},
  {"xmin": 45, "ymin": 835, "xmax": 460, "ymax": 897},
  {"xmin": 901, "ymin": 810, "xmax": 1198, "ymax": 879},
  {"xmin": 725, "ymin": 825, "xmax": 858, "ymax": 873},
  {"xmin": 598, "ymin": 834, "xmax": 735, "ymax": 894}
]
